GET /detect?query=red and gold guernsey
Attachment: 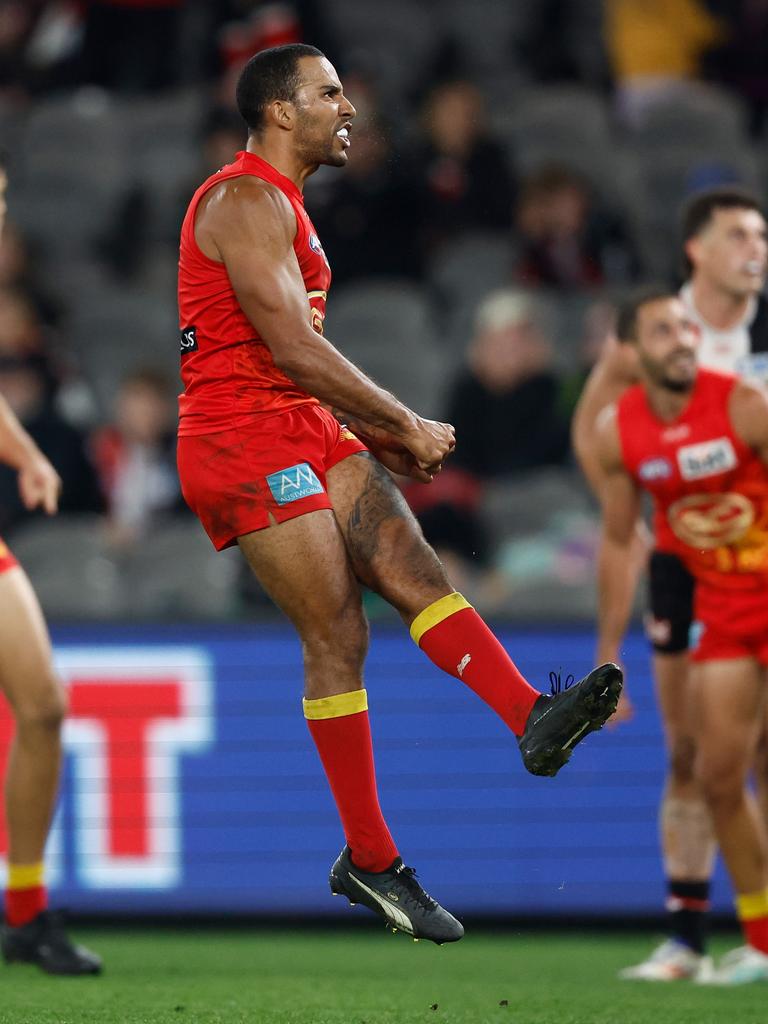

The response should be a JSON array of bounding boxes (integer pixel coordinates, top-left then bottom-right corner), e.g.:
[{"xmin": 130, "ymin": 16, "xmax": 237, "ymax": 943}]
[
  {"xmin": 177, "ymin": 151, "xmax": 330, "ymax": 436},
  {"xmin": 617, "ymin": 368, "xmax": 768, "ymax": 592}
]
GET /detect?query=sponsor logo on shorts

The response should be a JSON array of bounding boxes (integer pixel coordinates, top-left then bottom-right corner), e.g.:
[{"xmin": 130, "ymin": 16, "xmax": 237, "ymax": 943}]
[
  {"xmin": 266, "ymin": 463, "xmax": 324, "ymax": 505},
  {"xmin": 644, "ymin": 614, "xmax": 671, "ymax": 646},
  {"xmin": 180, "ymin": 325, "xmax": 198, "ymax": 355},
  {"xmin": 688, "ymin": 620, "xmax": 704, "ymax": 651},
  {"xmin": 677, "ymin": 437, "xmax": 736, "ymax": 481},
  {"xmin": 638, "ymin": 457, "xmax": 672, "ymax": 482}
]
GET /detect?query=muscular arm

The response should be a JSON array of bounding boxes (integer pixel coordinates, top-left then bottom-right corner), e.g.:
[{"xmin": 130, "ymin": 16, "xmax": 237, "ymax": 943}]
[
  {"xmin": 572, "ymin": 337, "xmax": 639, "ymax": 499},
  {"xmin": 594, "ymin": 405, "xmax": 643, "ymax": 664},
  {"xmin": 197, "ymin": 178, "xmax": 451, "ymax": 469},
  {"xmin": 0, "ymin": 392, "xmax": 61, "ymax": 514},
  {"xmin": 730, "ymin": 379, "xmax": 768, "ymax": 466}
]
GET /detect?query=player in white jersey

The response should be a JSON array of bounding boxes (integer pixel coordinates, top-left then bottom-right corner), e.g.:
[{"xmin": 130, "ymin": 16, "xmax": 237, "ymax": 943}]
[{"xmin": 573, "ymin": 187, "xmax": 768, "ymax": 981}]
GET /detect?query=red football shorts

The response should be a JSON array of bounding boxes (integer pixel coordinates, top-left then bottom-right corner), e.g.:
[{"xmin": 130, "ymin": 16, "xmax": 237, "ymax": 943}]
[
  {"xmin": 690, "ymin": 582, "xmax": 768, "ymax": 665},
  {"xmin": 0, "ymin": 537, "xmax": 17, "ymax": 575},
  {"xmin": 177, "ymin": 403, "xmax": 368, "ymax": 550},
  {"xmin": 0, "ymin": 536, "xmax": 17, "ymax": 577}
]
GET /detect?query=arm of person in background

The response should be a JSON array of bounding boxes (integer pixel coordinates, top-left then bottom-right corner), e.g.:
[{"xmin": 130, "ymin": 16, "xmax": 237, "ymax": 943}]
[
  {"xmin": 572, "ymin": 334, "xmax": 637, "ymax": 496},
  {"xmin": 730, "ymin": 378, "xmax": 768, "ymax": 467},
  {"xmin": 0, "ymin": 392, "xmax": 61, "ymax": 514},
  {"xmin": 198, "ymin": 176, "xmax": 455, "ymax": 478},
  {"xmin": 594, "ymin": 402, "xmax": 643, "ymax": 724}
]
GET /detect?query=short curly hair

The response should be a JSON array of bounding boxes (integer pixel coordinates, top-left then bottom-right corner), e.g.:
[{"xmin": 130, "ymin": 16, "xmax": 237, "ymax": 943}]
[{"xmin": 236, "ymin": 44, "xmax": 325, "ymax": 134}]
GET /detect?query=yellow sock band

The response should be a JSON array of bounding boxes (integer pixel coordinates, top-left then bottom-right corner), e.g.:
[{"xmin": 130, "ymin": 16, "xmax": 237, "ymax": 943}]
[
  {"xmin": 410, "ymin": 592, "xmax": 472, "ymax": 646},
  {"xmin": 303, "ymin": 689, "xmax": 368, "ymax": 721},
  {"xmin": 736, "ymin": 888, "xmax": 768, "ymax": 921},
  {"xmin": 7, "ymin": 862, "xmax": 45, "ymax": 890}
]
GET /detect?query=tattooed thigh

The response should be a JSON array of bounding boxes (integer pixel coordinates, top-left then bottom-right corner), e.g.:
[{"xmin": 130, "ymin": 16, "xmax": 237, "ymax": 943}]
[{"xmin": 334, "ymin": 453, "xmax": 448, "ymax": 594}]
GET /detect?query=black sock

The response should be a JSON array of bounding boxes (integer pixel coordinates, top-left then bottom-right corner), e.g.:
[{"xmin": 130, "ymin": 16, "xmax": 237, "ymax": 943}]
[{"xmin": 666, "ymin": 880, "xmax": 710, "ymax": 955}]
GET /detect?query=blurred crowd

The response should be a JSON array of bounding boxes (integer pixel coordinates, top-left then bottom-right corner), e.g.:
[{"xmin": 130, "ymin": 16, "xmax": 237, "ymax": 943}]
[{"xmin": 0, "ymin": 0, "xmax": 767, "ymax": 618}]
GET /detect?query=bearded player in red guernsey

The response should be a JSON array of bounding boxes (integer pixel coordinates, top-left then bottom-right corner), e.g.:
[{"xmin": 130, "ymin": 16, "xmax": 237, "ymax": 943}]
[
  {"xmin": 176, "ymin": 44, "xmax": 622, "ymax": 944},
  {"xmin": 595, "ymin": 289, "xmax": 768, "ymax": 984}
]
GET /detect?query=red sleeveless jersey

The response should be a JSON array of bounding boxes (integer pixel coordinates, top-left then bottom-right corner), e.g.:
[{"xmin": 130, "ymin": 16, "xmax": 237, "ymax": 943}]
[
  {"xmin": 617, "ymin": 368, "xmax": 768, "ymax": 591},
  {"xmin": 177, "ymin": 151, "xmax": 330, "ymax": 435}
]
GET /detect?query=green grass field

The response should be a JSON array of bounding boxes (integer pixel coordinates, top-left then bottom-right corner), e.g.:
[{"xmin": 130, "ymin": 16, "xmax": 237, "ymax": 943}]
[{"xmin": 0, "ymin": 925, "xmax": 765, "ymax": 1024}]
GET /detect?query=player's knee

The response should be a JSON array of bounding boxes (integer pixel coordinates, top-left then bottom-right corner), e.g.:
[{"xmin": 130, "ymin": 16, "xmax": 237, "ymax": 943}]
[
  {"xmin": 697, "ymin": 761, "xmax": 743, "ymax": 808},
  {"xmin": 13, "ymin": 675, "xmax": 66, "ymax": 732},
  {"xmin": 304, "ymin": 602, "xmax": 368, "ymax": 672},
  {"xmin": 668, "ymin": 734, "xmax": 697, "ymax": 784}
]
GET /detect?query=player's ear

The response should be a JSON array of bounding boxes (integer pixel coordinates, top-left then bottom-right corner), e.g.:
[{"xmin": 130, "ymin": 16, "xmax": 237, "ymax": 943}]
[{"xmin": 269, "ymin": 98, "xmax": 295, "ymax": 132}]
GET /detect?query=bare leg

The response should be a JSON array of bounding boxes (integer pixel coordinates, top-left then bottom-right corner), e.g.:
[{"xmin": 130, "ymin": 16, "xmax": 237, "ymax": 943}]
[
  {"xmin": 0, "ymin": 568, "xmax": 65, "ymax": 864},
  {"xmin": 326, "ymin": 452, "xmax": 452, "ymax": 623},
  {"xmin": 237, "ymin": 509, "xmax": 368, "ymax": 698},
  {"xmin": 238, "ymin": 509, "xmax": 400, "ymax": 874},
  {"xmin": 691, "ymin": 658, "xmax": 768, "ymax": 895},
  {"xmin": 326, "ymin": 453, "xmax": 620, "ymax": 768},
  {"xmin": 752, "ymin": 702, "xmax": 768, "ymax": 833},
  {"xmin": 654, "ymin": 651, "xmax": 716, "ymax": 883}
]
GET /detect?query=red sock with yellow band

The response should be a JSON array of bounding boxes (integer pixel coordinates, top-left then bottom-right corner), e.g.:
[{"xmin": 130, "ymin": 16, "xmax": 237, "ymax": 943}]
[
  {"xmin": 411, "ymin": 593, "xmax": 540, "ymax": 736},
  {"xmin": 736, "ymin": 889, "xmax": 768, "ymax": 953},
  {"xmin": 5, "ymin": 861, "xmax": 47, "ymax": 927},
  {"xmin": 304, "ymin": 689, "xmax": 398, "ymax": 874}
]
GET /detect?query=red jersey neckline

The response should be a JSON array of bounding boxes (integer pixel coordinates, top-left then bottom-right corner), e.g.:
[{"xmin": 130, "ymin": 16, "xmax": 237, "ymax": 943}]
[
  {"xmin": 235, "ymin": 151, "xmax": 304, "ymax": 206},
  {"xmin": 637, "ymin": 368, "xmax": 714, "ymax": 429}
]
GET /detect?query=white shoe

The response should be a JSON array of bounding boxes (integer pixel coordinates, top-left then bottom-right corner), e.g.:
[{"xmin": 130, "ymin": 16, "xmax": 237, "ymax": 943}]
[
  {"xmin": 618, "ymin": 939, "xmax": 709, "ymax": 981},
  {"xmin": 701, "ymin": 945, "xmax": 768, "ymax": 986}
]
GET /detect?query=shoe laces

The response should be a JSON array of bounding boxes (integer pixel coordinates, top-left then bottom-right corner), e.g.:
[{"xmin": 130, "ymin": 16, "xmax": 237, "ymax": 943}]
[
  {"xmin": 395, "ymin": 864, "xmax": 439, "ymax": 913},
  {"xmin": 548, "ymin": 670, "xmax": 575, "ymax": 695}
]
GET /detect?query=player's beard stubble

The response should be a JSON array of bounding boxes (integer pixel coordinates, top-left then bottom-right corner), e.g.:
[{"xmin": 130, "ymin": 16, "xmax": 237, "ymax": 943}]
[{"xmin": 294, "ymin": 108, "xmax": 348, "ymax": 170}]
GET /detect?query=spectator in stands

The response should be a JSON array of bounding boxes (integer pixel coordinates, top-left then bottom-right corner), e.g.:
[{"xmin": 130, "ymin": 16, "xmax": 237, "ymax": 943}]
[
  {"xmin": 604, "ymin": 0, "xmax": 726, "ymax": 126},
  {"xmin": 406, "ymin": 289, "xmax": 570, "ymax": 574},
  {"xmin": 514, "ymin": 164, "xmax": 637, "ymax": 289},
  {"xmin": 412, "ymin": 79, "xmax": 515, "ymax": 258},
  {"xmin": 91, "ymin": 368, "xmax": 181, "ymax": 549},
  {"xmin": 170, "ymin": 106, "xmax": 247, "ymax": 238},
  {"xmin": 0, "ymin": 354, "xmax": 103, "ymax": 534},
  {"xmin": 79, "ymin": 0, "xmax": 185, "ymax": 94},
  {"xmin": 0, "ymin": 284, "xmax": 96, "ymax": 426},
  {"xmin": 0, "ymin": 222, "xmax": 61, "ymax": 327},
  {"xmin": 705, "ymin": 0, "xmax": 768, "ymax": 137},
  {"xmin": 212, "ymin": 0, "xmax": 335, "ymax": 106},
  {"xmin": 0, "ymin": 286, "xmax": 45, "ymax": 361},
  {"xmin": 308, "ymin": 113, "xmax": 424, "ymax": 284}
]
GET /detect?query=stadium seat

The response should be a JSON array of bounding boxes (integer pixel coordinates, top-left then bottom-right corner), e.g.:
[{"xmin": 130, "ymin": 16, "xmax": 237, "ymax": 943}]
[
  {"xmin": 323, "ymin": 0, "xmax": 438, "ymax": 108},
  {"xmin": 439, "ymin": 1, "xmax": 533, "ymax": 79},
  {"xmin": 493, "ymin": 84, "xmax": 612, "ymax": 152},
  {"xmin": 629, "ymin": 144, "xmax": 761, "ymax": 278},
  {"xmin": 10, "ymin": 516, "xmax": 125, "ymax": 619},
  {"xmin": 483, "ymin": 467, "xmax": 591, "ymax": 541},
  {"xmin": 17, "ymin": 91, "xmax": 124, "ymax": 181},
  {"xmin": 66, "ymin": 287, "xmax": 179, "ymax": 415},
  {"xmin": 324, "ymin": 278, "xmax": 446, "ymax": 416},
  {"xmin": 121, "ymin": 520, "xmax": 240, "ymax": 619},
  {"xmin": 631, "ymin": 85, "xmax": 749, "ymax": 151},
  {"xmin": 427, "ymin": 233, "xmax": 516, "ymax": 318},
  {"xmin": 478, "ymin": 467, "xmax": 602, "ymax": 622}
]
